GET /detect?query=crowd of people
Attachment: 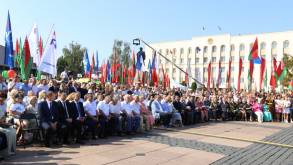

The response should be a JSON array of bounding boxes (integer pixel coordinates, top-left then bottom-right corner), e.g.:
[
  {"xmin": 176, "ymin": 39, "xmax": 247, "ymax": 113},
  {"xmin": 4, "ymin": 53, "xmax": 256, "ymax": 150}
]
[{"xmin": 0, "ymin": 72, "xmax": 293, "ymax": 159}]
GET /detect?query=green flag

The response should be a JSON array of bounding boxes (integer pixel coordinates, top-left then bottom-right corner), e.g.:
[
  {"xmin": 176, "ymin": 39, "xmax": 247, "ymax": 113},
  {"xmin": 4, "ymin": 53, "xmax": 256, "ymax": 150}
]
[{"xmin": 278, "ymin": 67, "xmax": 287, "ymax": 82}]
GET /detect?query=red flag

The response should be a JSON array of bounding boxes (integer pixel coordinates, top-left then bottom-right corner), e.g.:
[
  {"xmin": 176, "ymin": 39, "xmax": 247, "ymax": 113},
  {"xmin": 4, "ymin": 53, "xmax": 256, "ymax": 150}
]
[
  {"xmin": 132, "ymin": 50, "xmax": 136, "ymax": 79},
  {"xmin": 39, "ymin": 36, "xmax": 43, "ymax": 58},
  {"xmin": 152, "ymin": 69, "xmax": 158, "ymax": 87},
  {"xmin": 227, "ymin": 57, "xmax": 232, "ymax": 88},
  {"xmin": 24, "ymin": 37, "xmax": 31, "ymax": 67},
  {"xmin": 276, "ymin": 61, "xmax": 283, "ymax": 77},
  {"xmin": 260, "ymin": 57, "xmax": 266, "ymax": 89},
  {"xmin": 207, "ymin": 61, "xmax": 211, "ymax": 90},
  {"xmin": 270, "ymin": 71, "xmax": 276, "ymax": 89},
  {"xmin": 249, "ymin": 59, "xmax": 254, "ymax": 82},
  {"xmin": 273, "ymin": 58, "xmax": 277, "ymax": 72},
  {"xmin": 217, "ymin": 60, "xmax": 221, "ymax": 88},
  {"xmin": 250, "ymin": 38, "xmax": 259, "ymax": 59},
  {"xmin": 237, "ymin": 58, "xmax": 243, "ymax": 92},
  {"xmin": 185, "ymin": 68, "xmax": 189, "ymax": 86}
]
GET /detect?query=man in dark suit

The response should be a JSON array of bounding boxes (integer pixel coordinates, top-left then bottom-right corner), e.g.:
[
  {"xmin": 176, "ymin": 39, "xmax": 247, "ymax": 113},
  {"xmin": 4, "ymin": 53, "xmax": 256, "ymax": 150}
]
[
  {"xmin": 56, "ymin": 91, "xmax": 73, "ymax": 144},
  {"xmin": 70, "ymin": 92, "xmax": 85, "ymax": 144},
  {"xmin": 38, "ymin": 91, "xmax": 59, "ymax": 147}
]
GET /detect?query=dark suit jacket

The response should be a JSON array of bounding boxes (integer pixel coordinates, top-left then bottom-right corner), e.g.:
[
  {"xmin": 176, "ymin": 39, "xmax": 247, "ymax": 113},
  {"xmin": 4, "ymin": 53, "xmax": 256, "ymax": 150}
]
[
  {"xmin": 70, "ymin": 101, "xmax": 85, "ymax": 121},
  {"xmin": 38, "ymin": 100, "xmax": 59, "ymax": 124},
  {"xmin": 56, "ymin": 100, "xmax": 73, "ymax": 123}
]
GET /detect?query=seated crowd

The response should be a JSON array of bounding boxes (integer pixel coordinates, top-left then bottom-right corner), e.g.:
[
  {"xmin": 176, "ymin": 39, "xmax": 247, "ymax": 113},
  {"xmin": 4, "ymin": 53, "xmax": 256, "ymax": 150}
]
[{"xmin": 0, "ymin": 75, "xmax": 293, "ymax": 159}]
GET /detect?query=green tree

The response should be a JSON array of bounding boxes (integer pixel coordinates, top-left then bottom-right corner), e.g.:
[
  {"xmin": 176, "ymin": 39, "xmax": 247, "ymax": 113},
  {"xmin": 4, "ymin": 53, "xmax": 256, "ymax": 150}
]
[
  {"xmin": 109, "ymin": 40, "xmax": 131, "ymax": 67},
  {"xmin": 283, "ymin": 54, "xmax": 293, "ymax": 86},
  {"xmin": 191, "ymin": 82, "xmax": 197, "ymax": 91},
  {"xmin": 57, "ymin": 42, "xmax": 86, "ymax": 77}
]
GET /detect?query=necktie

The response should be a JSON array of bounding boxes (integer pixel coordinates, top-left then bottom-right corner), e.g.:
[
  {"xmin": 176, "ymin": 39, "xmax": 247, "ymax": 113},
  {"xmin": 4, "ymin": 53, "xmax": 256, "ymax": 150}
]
[{"xmin": 63, "ymin": 102, "xmax": 69, "ymax": 118}]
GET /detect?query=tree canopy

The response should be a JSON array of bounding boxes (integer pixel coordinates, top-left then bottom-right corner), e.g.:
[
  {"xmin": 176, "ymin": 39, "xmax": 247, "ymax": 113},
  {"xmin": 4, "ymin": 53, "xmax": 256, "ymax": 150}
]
[{"xmin": 57, "ymin": 42, "xmax": 86, "ymax": 77}]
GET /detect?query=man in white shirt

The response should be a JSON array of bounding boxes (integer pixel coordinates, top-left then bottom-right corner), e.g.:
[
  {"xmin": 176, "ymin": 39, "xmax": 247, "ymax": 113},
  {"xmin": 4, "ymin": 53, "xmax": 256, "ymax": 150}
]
[
  {"xmin": 130, "ymin": 95, "xmax": 141, "ymax": 132},
  {"xmin": 97, "ymin": 95, "xmax": 111, "ymax": 138},
  {"xmin": 109, "ymin": 96, "xmax": 122, "ymax": 135},
  {"xmin": 121, "ymin": 94, "xmax": 134, "ymax": 134}
]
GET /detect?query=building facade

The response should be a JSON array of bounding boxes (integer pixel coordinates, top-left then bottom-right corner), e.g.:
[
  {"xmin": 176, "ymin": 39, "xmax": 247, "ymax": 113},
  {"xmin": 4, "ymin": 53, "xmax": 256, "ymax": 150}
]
[{"xmin": 145, "ymin": 31, "xmax": 293, "ymax": 90}]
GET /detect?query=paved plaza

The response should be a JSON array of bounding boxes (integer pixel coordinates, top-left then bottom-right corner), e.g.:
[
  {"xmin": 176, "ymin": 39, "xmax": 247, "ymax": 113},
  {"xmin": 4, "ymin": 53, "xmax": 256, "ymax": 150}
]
[{"xmin": 1, "ymin": 121, "xmax": 293, "ymax": 165}]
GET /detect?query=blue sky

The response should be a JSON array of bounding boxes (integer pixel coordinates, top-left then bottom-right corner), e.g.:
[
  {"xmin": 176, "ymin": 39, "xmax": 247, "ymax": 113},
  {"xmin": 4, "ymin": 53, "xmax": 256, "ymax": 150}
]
[{"xmin": 0, "ymin": 0, "xmax": 293, "ymax": 62}]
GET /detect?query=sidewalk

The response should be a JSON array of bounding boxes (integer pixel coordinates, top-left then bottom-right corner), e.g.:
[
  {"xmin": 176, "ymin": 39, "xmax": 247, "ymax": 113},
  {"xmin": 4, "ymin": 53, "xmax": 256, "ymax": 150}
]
[{"xmin": 1, "ymin": 121, "xmax": 291, "ymax": 165}]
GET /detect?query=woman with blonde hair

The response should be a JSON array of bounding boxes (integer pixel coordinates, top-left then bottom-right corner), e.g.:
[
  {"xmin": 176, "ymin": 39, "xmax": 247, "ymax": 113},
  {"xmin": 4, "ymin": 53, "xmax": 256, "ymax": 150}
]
[{"xmin": 38, "ymin": 90, "xmax": 46, "ymax": 103}]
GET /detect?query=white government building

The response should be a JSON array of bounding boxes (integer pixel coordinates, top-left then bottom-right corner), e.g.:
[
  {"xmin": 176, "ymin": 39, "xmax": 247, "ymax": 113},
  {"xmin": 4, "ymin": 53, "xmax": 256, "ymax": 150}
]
[{"xmin": 145, "ymin": 31, "xmax": 292, "ymax": 90}]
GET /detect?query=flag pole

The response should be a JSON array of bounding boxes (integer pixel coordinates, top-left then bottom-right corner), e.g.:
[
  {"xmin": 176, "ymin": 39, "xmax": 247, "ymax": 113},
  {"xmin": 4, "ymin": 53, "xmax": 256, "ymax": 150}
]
[{"xmin": 135, "ymin": 38, "xmax": 205, "ymax": 88}]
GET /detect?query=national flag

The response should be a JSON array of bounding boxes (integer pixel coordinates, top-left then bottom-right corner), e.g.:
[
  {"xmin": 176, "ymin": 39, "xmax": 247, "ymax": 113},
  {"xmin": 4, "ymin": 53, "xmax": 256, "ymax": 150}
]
[
  {"xmin": 83, "ymin": 49, "xmax": 90, "ymax": 76},
  {"xmin": 273, "ymin": 58, "xmax": 277, "ymax": 72},
  {"xmin": 38, "ymin": 30, "xmax": 57, "ymax": 76},
  {"xmin": 270, "ymin": 71, "xmax": 277, "ymax": 89},
  {"xmin": 95, "ymin": 51, "xmax": 99, "ymax": 72},
  {"xmin": 248, "ymin": 38, "xmax": 259, "ymax": 81},
  {"xmin": 278, "ymin": 67, "xmax": 287, "ymax": 82},
  {"xmin": 226, "ymin": 56, "xmax": 232, "ymax": 88},
  {"xmin": 260, "ymin": 57, "xmax": 266, "ymax": 90},
  {"xmin": 207, "ymin": 61, "xmax": 211, "ymax": 90},
  {"xmin": 151, "ymin": 51, "xmax": 158, "ymax": 86},
  {"xmin": 237, "ymin": 58, "xmax": 243, "ymax": 92},
  {"xmin": 216, "ymin": 60, "xmax": 222, "ymax": 88},
  {"xmin": 107, "ymin": 60, "xmax": 111, "ymax": 82},
  {"xmin": 131, "ymin": 49, "xmax": 136, "ymax": 78},
  {"xmin": 39, "ymin": 36, "xmax": 43, "ymax": 59},
  {"xmin": 148, "ymin": 59, "xmax": 152, "ymax": 85},
  {"xmin": 14, "ymin": 38, "xmax": 19, "ymax": 66},
  {"xmin": 5, "ymin": 11, "xmax": 14, "ymax": 69},
  {"xmin": 136, "ymin": 50, "xmax": 144, "ymax": 71},
  {"xmin": 20, "ymin": 37, "xmax": 33, "ymax": 80},
  {"xmin": 90, "ymin": 53, "xmax": 95, "ymax": 80},
  {"xmin": 28, "ymin": 23, "xmax": 41, "ymax": 66}
]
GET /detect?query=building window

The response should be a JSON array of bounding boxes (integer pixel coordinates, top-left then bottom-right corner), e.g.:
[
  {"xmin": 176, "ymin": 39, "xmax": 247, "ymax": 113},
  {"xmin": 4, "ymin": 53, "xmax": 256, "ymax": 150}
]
[
  {"xmin": 220, "ymin": 45, "xmax": 225, "ymax": 56},
  {"xmin": 203, "ymin": 46, "xmax": 208, "ymax": 55},
  {"xmin": 220, "ymin": 77, "xmax": 225, "ymax": 84},
  {"xmin": 231, "ymin": 56, "xmax": 235, "ymax": 62},
  {"xmin": 195, "ymin": 58, "xmax": 199, "ymax": 63},
  {"xmin": 220, "ymin": 67, "xmax": 225, "ymax": 73},
  {"xmin": 283, "ymin": 40, "xmax": 289, "ymax": 49},
  {"xmin": 180, "ymin": 48, "xmax": 184, "ymax": 55},
  {"xmin": 271, "ymin": 41, "xmax": 277, "ymax": 57},
  {"xmin": 212, "ymin": 57, "xmax": 217, "ymax": 62},
  {"xmin": 203, "ymin": 67, "xmax": 207, "ymax": 73},
  {"xmin": 172, "ymin": 48, "xmax": 177, "ymax": 55},
  {"xmin": 212, "ymin": 67, "xmax": 216, "ymax": 73},
  {"xmin": 180, "ymin": 58, "xmax": 184, "ymax": 64},
  {"xmin": 173, "ymin": 68, "xmax": 176, "ymax": 73},
  {"xmin": 239, "ymin": 44, "xmax": 245, "ymax": 51},
  {"xmin": 203, "ymin": 57, "xmax": 208, "ymax": 63},
  {"xmin": 188, "ymin": 47, "xmax": 192, "ymax": 55},
  {"xmin": 220, "ymin": 56, "xmax": 225, "ymax": 62},
  {"xmin": 212, "ymin": 46, "xmax": 217, "ymax": 54}
]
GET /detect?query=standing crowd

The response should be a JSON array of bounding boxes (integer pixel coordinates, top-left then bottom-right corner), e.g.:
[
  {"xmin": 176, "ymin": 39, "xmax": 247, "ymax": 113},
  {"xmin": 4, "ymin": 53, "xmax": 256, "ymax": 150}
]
[{"xmin": 0, "ymin": 73, "xmax": 293, "ymax": 159}]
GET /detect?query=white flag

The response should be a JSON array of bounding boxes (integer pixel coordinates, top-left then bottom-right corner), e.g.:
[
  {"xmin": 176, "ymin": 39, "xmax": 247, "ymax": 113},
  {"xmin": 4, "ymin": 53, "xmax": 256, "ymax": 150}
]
[
  {"xmin": 28, "ymin": 23, "xmax": 40, "ymax": 66},
  {"xmin": 38, "ymin": 30, "xmax": 57, "ymax": 76}
]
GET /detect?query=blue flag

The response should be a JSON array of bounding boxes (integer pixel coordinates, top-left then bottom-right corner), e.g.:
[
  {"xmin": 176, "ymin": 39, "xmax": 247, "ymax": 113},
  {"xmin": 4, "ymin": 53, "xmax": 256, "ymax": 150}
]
[
  {"xmin": 83, "ymin": 49, "xmax": 90, "ymax": 74},
  {"xmin": 253, "ymin": 57, "xmax": 262, "ymax": 64},
  {"xmin": 95, "ymin": 51, "xmax": 99, "ymax": 72},
  {"xmin": 107, "ymin": 60, "xmax": 111, "ymax": 81},
  {"xmin": 5, "ymin": 11, "xmax": 14, "ymax": 69}
]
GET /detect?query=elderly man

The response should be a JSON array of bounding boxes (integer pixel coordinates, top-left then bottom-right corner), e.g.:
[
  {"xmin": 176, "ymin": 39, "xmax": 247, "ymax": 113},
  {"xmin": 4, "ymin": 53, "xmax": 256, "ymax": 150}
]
[
  {"xmin": 121, "ymin": 95, "xmax": 134, "ymax": 134},
  {"xmin": 130, "ymin": 95, "xmax": 141, "ymax": 133},
  {"xmin": 151, "ymin": 94, "xmax": 172, "ymax": 127},
  {"xmin": 109, "ymin": 95, "xmax": 122, "ymax": 135},
  {"xmin": 97, "ymin": 95, "xmax": 111, "ymax": 138}
]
